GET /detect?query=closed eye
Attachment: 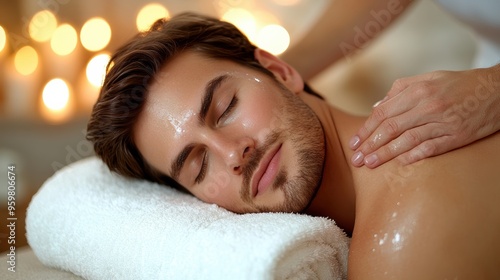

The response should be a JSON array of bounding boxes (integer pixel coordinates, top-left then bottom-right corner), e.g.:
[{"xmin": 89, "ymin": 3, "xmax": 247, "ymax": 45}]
[
  {"xmin": 194, "ymin": 95, "xmax": 236, "ymax": 184},
  {"xmin": 195, "ymin": 151, "xmax": 208, "ymax": 184},
  {"xmin": 218, "ymin": 95, "xmax": 238, "ymax": 124}
]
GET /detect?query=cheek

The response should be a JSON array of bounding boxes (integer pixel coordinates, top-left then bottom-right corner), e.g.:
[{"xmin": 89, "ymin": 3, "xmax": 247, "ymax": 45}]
[
  {"xmin": 195, "ymin": 167, "xmax": 235, "ymax": 203},
  {"xmin": 239, "ymin": 97, "xmax": 284, "ymax": 142}
]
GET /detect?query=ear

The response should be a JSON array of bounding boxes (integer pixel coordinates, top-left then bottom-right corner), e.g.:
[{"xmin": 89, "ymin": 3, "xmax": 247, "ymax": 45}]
[{"xmin": 254, "ymin": 48, "xmax": 304, "ymax": 94}]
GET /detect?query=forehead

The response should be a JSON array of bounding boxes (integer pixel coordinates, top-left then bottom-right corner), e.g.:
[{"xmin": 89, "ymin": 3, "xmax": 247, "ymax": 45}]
[
  {"xmin": 149, "ymin": 51, "xmax": 233, "ymax": 111},
  {"xmin": 133, "ymin": 51, "xmax": 250, "ymax": 173},
  {"xmin": 147, "ymin": 51, "xmax": 264, "ymax": 121}
]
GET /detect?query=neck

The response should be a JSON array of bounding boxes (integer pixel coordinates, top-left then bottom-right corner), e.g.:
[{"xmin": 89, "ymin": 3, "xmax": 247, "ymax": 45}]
[{"xmin": 298, "ymin": 91, "xmax": 366, "ymax": 235}]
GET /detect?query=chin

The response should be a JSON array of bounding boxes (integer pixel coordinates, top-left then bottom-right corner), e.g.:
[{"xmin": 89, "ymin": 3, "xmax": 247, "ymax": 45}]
[{"xmin": 254, "ymin": 180, "xmax": 316, "ymax": 214}]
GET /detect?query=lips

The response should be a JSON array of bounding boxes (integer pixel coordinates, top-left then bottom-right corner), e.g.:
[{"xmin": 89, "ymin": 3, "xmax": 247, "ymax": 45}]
[{"xmin": 252, "ymin": 144, "xmax": 282, "ymax": 197}]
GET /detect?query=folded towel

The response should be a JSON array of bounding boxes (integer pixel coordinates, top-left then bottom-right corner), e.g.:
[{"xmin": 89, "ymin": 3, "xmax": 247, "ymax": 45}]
[{"xmin": 26, "ymin": 156, "xmax": 349, "ymax": 280}]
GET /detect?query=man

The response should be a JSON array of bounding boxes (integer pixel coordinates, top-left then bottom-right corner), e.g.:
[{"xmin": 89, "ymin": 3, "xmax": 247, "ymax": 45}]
[{"xmin": 87, "ymin": 13, "xmax": 500, "ymax": 278}]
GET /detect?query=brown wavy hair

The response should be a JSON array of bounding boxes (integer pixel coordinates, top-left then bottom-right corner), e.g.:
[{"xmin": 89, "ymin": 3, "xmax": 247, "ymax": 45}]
[{"xmin": 86, "ymin": 12, "xmax": 320, "ymax": 188}]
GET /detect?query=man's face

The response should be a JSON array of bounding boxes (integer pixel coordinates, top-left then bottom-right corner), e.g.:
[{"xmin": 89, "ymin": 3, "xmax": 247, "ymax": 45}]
[{"xmin": 134, "ymin": 51, "xmax": 325, "ymax": 214}]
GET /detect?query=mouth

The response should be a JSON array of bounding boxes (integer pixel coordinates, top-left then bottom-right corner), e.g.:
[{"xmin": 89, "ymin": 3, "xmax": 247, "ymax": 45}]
[{"xmin": 251, "ymin": 144, "xmax": 282, "ymax": 197}]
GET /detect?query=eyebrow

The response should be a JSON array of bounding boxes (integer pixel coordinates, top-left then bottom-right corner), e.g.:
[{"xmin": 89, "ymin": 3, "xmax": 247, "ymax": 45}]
[
  {"xmin": 169, "ymin": 74, "xmax": 229, "ymax": 181},
  {"xmin": 198, "ymin": 74, "xmax": 229, "ymax": 124},
  {"xmin": 170, "ymin": 144, "xmax": 194, "ymax": 181}
]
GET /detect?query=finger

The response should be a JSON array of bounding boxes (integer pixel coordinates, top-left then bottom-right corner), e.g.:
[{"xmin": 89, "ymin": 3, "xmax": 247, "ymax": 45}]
[
  {"xmin": 385, "ymin": 77, "xmax": 411, "ymax": 100},
  {"xmin": 350, "ymin": 72, "xmax": 442, "ymax": 150},
  {"xmin": 375, "ymin": 76, "xmax": 419, "ymax": 108},
  {"xmin": 395, "ymin": 134, "xmax": 462, "ymax": 166},
  {"xmin": 350, "ymin": 96, "xmax": 414, "ymax": 150},
  {"xmin": 356, "ymin": 100, "xmax": 438, "ymax": 156},
  {"xmin": 359, "ymin": 123, "xmax": 446, "ymax": 168},
  {"xmin": 374, "ymin": 72, "xmax": 437, "ymax": 109},
  {"xmin": 372, "ymin": 96, "xmax": 388, "ymax": 108},
  {"xmin": 386, "ymin": 72, "xmax": 435, "ymax": 99}
]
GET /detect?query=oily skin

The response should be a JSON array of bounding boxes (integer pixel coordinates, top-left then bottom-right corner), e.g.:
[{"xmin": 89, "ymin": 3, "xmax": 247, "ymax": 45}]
[
  {"xmin": 133, "ymin": 49, "xmax": 325, "ymax": 215},
  {"xmin": 133, "ymin": 48, "xmax": 500, "ymax": 277},
  {"xmin": 301, "ymin": 83, "xmax": 500, "ymax": 278}
]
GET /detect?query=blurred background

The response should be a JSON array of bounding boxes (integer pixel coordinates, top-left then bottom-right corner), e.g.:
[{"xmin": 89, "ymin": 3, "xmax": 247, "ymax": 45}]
[{"xmin": 0, "ymin": 0, "xmax": 475, "ymax": 252}]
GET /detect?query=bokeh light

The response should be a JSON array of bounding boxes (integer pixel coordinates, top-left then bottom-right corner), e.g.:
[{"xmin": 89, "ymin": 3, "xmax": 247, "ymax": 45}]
[
  {"xmin": 221, "ymin": 8, "xmax": 257, "ymax": 41},
  {"xmin": 42, "ymin": 78, "xmax": 70, "ymax": 111},
  {"xmin": 86, "ymin": 53, "xmax": 110, "ymax": 87},
  {"xmin": 40, "ymin": 78, "xmax": 74, "ymax": 123},
  {"xmin": 14, "ymin": 46, "xmax": 39, "ymax": 75},
  {"xmin": 256, "ymin": 24, "xmax": 290, "ymax": 55},
  {"xmin": 273, "ymin": 0, "xmax": 301, "ymax": 5},
  {"xmin": 80, "ymin": 17, "xmax": 111, "ymax": 52},
  {"xmin": 0, "ymin": 26, "xmax": 6, "ymax": 53},
  {"xmin": 29, "ymin": 10, "xmax": 58, "ymax": 42},
  {"xmin": 253, "ymin": 10, "xmax": 279, "ymax": 26},
  {"xmin": 51, "ymin": 23, "xmax": 78, "ymax": 56},
  {"xmin": 136, "ymin": 3, "xmax": 169, "ymax": 32}
]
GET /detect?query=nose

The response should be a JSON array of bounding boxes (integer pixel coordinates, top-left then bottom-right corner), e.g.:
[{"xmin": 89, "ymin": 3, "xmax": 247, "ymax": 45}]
[{"xmin": 210, "ymin": 134, "xmax": 255, "ymax": 175}]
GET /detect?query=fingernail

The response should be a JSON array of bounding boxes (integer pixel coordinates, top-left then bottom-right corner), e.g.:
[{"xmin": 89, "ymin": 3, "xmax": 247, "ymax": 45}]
[
  {"xmin": 373, "ymin": 96, "xmax": 389, "ymax": 107},
  {"xmin": 364, "ymin": 154, "xmax": 378, "ymax": 166},
  {"xmin": 349, "ymin": 135, "xmax": 360, "ymax": 149},
  {"xmin": 351, "ymin": 151, "xmax": 364, "ymax": 165},
  {"xmin": 373, "ymin": 100, "xmax": 383, "ymax": 108}
]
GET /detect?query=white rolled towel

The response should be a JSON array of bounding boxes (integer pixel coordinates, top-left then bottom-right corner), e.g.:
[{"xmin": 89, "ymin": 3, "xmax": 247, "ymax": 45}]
[{"xmin": 26, "ymin": 157, "xmax": 349, "ymax": 280}]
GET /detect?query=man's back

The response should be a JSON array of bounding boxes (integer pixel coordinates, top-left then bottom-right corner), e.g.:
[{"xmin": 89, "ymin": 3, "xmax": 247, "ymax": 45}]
[{"xmin": 350, "ymin": 131, "xmax": 500, "ymax": 278}]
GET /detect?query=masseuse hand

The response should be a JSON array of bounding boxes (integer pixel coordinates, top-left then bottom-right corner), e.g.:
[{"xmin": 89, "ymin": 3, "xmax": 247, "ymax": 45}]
[{"xmin": 349, "ymin": 64, "xmax": 500, "ymax": 168}]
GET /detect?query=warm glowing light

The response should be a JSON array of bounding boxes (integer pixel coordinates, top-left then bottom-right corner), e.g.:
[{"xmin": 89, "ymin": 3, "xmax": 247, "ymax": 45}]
[
  {"xmin": 42, "ymin": 78, "xmax": 70, "ymax": 111},
  {"xmin": 86, "ymin": 53, "xmax": 110, "ymax": 87},
  {"xmin": 14, "ymin": 46, "xmax": 39, "ymax": 75},
  {"xmin": 51, "ymin": 24, "xmax": 78, "ymax": 56},
  {"xmin": 253, "ymin": 10, "xmax": 279, "ymax": 26},
  {"xmin": 77, "ymin": 72, "xmax": 100, "ymax": 112},
  {"xmin": 81, "ymin": 17, "xmax": 111, "ymax": 52},
  {"xmin": 40, "ymin": 78, "xmax": 73, "ymax": 123},
  {"xmin": 0, "ymin": 26, "xmax": 6, "ymax": 53},
  {"xmin": 273, "ymin": 0, "xmax": 301, "ymax": 5},
  {"xmin": 136, "ymin": 3, "xmax": 169, "ymax": 31},
  {"xmin": 221, "ymin": 8, "xmax": 257, "ymax": 41},
  {"xmin": 29, "ymin": 10, "xmax": 58, "ymax": 42},
  {"xmin": 256, "ymin": 24, "xmax": 290, "ymax": 55}
]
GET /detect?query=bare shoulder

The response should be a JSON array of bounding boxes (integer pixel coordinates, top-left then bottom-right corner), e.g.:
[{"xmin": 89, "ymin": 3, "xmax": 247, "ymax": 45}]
[{"xmin": 348, "ymin": 132, "xmax": 500, "ymax": 279}]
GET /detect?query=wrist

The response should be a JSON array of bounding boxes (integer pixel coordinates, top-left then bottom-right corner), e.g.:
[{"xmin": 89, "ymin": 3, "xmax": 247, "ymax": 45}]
[{"xmin": 490, "ymin": 64, "xmax": 500, "ymax": 131}]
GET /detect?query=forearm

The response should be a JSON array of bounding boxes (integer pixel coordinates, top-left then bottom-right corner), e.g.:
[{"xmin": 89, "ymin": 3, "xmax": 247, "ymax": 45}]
[
  {"xmin": 462, "ymin": 64, "xmax": 500, "ymax": 140},
  {"xmin": 481, "ymin": 63, "xmax": 500, "ymax": 133},
  {"xmin": 281, "ymin": 0, "xmax": 415, "ymax": 80},
  {"xmin": 440, "ymin": 64, "xmax": 500, "ymax": 141}
]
